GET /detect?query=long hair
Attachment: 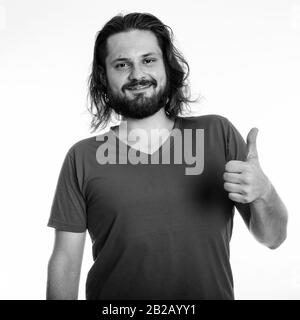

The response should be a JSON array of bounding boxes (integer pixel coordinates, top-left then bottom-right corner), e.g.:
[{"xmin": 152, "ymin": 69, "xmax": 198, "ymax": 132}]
[{"xmin": 87, "ymin": 12, "xmax": 195, "ymax": 133}]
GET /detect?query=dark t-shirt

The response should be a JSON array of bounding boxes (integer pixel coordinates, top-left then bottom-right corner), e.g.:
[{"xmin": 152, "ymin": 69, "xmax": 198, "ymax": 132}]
[{"xmin": 47, "ymin": 114, "xmax": 251, "ymax": 300}]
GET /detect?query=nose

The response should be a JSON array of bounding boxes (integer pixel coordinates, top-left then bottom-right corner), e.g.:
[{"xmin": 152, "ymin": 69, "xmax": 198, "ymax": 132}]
[{"xmin": 128, "ymin": 63, "xmax": 145, "ymax": 81}]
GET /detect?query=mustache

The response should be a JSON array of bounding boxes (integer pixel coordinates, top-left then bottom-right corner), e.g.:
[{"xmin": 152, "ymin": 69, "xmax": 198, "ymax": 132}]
[{"xmin": 123, "ymin": 79, "xmax": 157, "ymax": 91}]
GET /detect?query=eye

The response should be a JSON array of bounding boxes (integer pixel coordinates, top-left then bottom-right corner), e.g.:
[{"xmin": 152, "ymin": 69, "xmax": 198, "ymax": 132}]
[
  {"xmin": 144, "ymin": 58, "xmax": 156, "ymax": 64},
  {"xmin": 115, "ymin": 62, "xmax": 129, "ymax": 69}
]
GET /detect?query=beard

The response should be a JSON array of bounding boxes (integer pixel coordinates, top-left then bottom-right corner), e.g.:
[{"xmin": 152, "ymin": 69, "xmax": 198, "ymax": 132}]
[{"xmin": 106, "ymin": 79, "xmax": 170, "ymax": 120}]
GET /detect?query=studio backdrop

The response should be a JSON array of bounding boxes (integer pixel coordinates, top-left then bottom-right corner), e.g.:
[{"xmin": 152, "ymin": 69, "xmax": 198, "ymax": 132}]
[{"xmin": 0, "ymin": 0, "xmax": 299, "ymax": 299}]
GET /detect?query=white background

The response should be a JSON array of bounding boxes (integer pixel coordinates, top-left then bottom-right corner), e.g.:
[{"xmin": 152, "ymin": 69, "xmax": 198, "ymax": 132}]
[{"xmin": 0, "ymin": 0, "xmax": 299, "ymax": 300}]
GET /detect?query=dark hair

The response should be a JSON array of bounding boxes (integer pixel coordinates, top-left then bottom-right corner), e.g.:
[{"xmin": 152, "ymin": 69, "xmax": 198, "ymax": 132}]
[{"xmin": 87, "ymin": 12, "xmax": 196, "ymax": 132}]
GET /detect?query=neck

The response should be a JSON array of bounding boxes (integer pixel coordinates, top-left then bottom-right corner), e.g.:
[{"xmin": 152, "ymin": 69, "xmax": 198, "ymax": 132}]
[{"xmin": 118, "ymin": 108, "xmax": 175, "ymax": 135}]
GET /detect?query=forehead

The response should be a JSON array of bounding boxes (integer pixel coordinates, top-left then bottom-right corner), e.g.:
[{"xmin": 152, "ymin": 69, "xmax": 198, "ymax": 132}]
[{"xmin": 106, "ymin": 30, "xmax": 162, "ymax": 62}]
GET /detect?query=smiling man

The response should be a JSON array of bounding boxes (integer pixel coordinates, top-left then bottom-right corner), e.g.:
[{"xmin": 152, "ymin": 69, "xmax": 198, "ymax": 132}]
[
  {"xmin": 46, "ymin": 12, "xmax": 288, "ymax": 300},
  {"xmin": 103, "ymin": 28, "xmax": 175, "ymax": 154},
  {"xmin": 105, "ymin": 30, "xmax": 169, "ymax": 119}
]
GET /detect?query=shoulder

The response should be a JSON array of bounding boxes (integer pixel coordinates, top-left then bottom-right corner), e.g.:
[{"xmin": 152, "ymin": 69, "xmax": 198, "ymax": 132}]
[
  {"xmin": 67, "ymin": 130, "xmax": 111, "ymax": 156},
  {"xmin": 63, "ymin": 131, "xmax": 112, "ymax": 166},
  {"xmin": 180, "ymin": 114, "xmax": 231, "ymax": 130}
]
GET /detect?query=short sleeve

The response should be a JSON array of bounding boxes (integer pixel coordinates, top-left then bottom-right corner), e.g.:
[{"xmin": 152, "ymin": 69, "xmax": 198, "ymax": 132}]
[
  {"xmin": 47, "ymin": 148, "xmax": 87, "ymax": 232},
  {"xmin": 225, "ymin": 118, "xmax": 251, "ymax": 228},
  {"xmin": 226, "ymin": 119, "xmax": 248, "ymax": 163}
]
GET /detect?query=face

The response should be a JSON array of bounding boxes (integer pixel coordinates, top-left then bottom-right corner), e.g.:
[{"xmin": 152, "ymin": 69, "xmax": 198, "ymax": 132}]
[{"xmin": 104, "ymin": 29, "xmax": 169, "ymax": 119}]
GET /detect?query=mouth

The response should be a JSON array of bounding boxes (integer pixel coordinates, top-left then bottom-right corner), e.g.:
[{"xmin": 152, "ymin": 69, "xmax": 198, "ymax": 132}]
[{"xmin": 126, "ymin": 84, "xmax": 153, "ymax": 92}]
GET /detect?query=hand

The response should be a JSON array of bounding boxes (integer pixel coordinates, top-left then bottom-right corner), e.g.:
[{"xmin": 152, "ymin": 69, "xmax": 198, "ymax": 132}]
[{"xmin": 223, "ymin": 128, "xmax": 272, "ymax": 204}]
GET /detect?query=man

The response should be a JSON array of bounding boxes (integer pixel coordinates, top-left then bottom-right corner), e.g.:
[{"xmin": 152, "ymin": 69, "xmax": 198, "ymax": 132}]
[{"xmin": 46, "ymin": 12, "xmax": 288, "ymax": 300}]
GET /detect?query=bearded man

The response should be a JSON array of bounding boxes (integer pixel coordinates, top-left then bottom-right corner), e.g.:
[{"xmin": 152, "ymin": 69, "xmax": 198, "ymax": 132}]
[{"xmin": 46, "ymin": 12, "xmax": 288, "ymax": 300}]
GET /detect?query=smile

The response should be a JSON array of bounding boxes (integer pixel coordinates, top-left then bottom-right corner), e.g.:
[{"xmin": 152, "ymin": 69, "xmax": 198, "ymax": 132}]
[{"xmin": 126, "ymin": 84, "xmax": 153, "ymax": 91}]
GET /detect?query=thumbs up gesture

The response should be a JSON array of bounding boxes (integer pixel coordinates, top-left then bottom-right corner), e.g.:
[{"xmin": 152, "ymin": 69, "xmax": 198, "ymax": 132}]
[{"xmin": 223, "ymin": 128, "xmax": 272, "ymax": 203}]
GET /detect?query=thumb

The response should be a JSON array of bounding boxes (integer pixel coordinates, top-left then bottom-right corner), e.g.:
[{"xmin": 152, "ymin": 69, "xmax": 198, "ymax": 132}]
[{"xmin": 246, "ymin": 127, "xmax": 259, "ymax": 161}]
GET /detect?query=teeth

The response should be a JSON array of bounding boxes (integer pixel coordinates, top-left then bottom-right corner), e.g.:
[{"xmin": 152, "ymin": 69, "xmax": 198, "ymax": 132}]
[{"xmin": 129, "ymin": 84, "xmax": 151, "ymax": 90}]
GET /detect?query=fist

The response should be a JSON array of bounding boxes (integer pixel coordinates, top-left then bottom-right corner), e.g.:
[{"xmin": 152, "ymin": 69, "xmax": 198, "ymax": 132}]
[{"xmin": 223, "ymin": 128, "xmax": 271, "ymax": 204}]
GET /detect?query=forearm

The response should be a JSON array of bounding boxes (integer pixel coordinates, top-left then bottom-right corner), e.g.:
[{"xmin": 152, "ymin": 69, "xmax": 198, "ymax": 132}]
[
  {"xmin": 46, "ymin": 254, "xmax": 81, "ymax": 300},
  {"xmin": 249, "ymin": 182, "xmax": 288, "ymax": 249}
]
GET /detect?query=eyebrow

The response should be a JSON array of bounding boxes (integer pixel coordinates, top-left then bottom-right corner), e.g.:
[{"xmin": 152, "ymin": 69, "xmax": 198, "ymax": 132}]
[{"xmin": 110, "ymin": 52, "xmax": 159, "ymax": 64}]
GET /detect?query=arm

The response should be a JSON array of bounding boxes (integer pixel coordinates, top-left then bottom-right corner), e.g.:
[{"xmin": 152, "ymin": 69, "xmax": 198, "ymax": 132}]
[
  {"xmin": 249, "ymin": 181, "xmax": 288, "ymax": 249},
  {"xmin": 224, "ymin": 127, "xmax": 288, "ymax": 249},
  {"xmin": 46, "ymin": 230, "xmax": 86, "ymax": 300}
]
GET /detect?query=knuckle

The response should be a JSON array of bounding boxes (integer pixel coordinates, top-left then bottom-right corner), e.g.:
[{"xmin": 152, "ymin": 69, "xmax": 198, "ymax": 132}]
[
  {"xmin": 242, "ymin": 185, "xmax": 250, "ymax": 195},
  {"xmin": 244, "ymin": 196, "xmax": 250, "ymax": 203},
  {"xmin": 225, "ymin": 161, "xmax": 233, "ymax": 171}
]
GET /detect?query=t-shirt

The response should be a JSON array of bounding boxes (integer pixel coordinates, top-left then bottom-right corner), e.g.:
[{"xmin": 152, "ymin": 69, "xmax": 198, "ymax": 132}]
[{"xmin": 47, "ymin": 114, "xmax": 251, "ymax": 300}]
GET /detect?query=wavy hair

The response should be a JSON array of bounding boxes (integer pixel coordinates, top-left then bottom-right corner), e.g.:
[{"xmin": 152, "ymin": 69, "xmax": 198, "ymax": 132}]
[{"xmin": 87, "ymin": 12, "xmax": 195, "ymax": 132}]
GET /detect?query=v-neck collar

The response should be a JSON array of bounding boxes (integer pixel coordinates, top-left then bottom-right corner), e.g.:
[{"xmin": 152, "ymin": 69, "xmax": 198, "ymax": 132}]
[{"xmin": 109, "ymin": 116, "xmax": 181, "ymax": 158}]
